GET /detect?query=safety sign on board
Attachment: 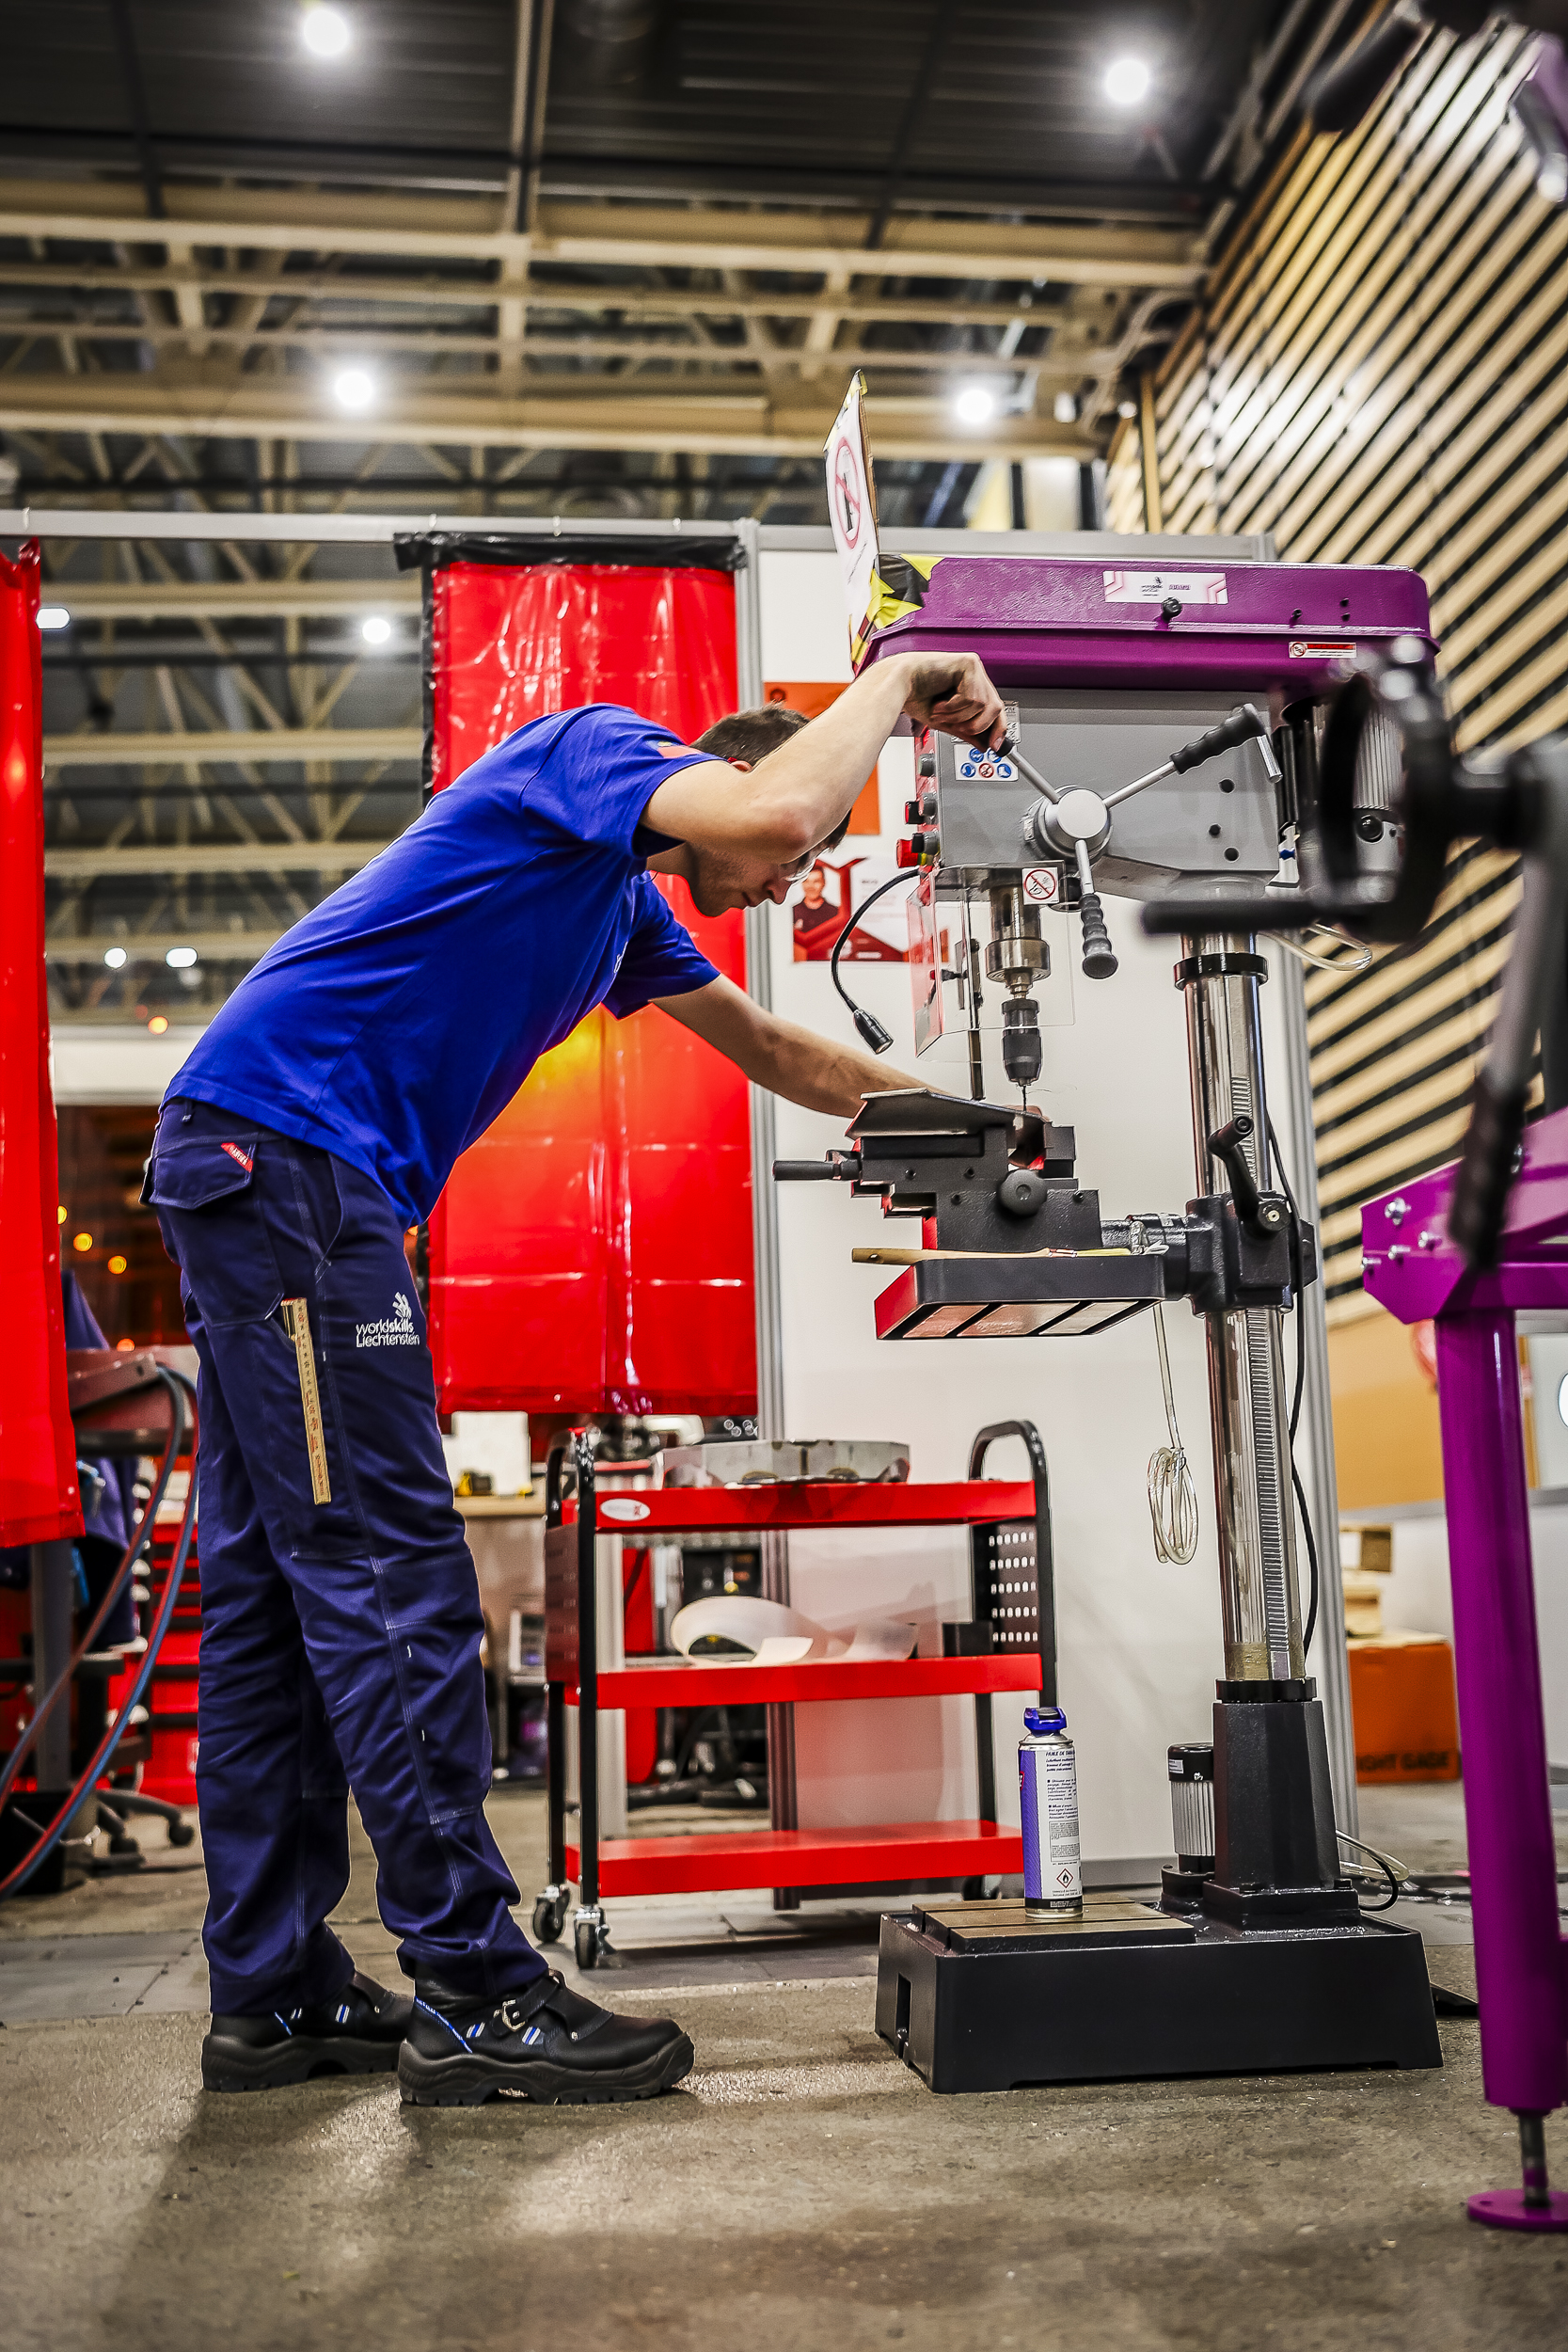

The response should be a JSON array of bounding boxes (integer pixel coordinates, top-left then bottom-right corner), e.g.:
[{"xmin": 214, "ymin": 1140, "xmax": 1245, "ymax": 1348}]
[
  {"xmin": 955, "ymin": 753, "xmax": 1017, "ymax": 782},
  {"xmin": 1022, "ymin": 866, "xmax": 1061, "ymax": 904}
]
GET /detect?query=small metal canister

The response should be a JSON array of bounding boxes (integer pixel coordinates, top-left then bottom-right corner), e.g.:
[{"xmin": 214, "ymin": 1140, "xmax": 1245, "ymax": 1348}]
[
  {"xmin": 1167, "ymin": 1742, "xmax": 1216, "ymax": 1871},
  {"xmin": 1021, "ymin": 1704, "xmax": 1083, "ymax": 1914}
]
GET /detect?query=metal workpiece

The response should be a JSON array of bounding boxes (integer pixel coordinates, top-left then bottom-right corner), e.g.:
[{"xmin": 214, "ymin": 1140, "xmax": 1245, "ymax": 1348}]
[{"xmin": 1180, "ymin": 931, "xmax": 1305, "ymax": 1684}]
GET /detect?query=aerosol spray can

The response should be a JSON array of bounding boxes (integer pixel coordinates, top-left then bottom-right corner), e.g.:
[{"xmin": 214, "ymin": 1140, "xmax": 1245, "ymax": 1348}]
[{"xmin": 1020, "ymin": 1704, "xmax": 1083, "ymax": 1914}]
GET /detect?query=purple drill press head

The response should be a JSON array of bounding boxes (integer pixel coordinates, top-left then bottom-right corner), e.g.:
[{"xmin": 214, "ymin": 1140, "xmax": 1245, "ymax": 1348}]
[{"xmin": 859, "ymin": 553, "xmax": 1433, "ymax": 692}]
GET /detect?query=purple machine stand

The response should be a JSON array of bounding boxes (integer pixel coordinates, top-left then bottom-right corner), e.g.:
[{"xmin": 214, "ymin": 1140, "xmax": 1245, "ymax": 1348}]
[{"xmin": 1365, "ymin": 1117, "xmax": 1568, "ymax": 2229}]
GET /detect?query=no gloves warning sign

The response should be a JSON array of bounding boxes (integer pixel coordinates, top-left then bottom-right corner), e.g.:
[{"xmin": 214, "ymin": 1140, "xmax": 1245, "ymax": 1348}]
[{"xmin": 825, "ymin": 373, "xmax": 879, "ymax": 661}]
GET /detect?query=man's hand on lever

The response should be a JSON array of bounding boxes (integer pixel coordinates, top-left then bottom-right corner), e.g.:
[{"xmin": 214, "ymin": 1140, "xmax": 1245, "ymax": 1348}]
[
  {"xmin": 897, "ymin": 652, "xmax": 1006, "ymax": 752},
  {"xmin": 653, "ymin": 976, "xmax": 922, "ymax": 1122}
]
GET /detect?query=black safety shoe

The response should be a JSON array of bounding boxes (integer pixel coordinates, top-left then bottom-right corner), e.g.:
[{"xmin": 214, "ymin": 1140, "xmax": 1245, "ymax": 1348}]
[
  {"xmin": 201, "ymin": 1970, "xmax": 413, "ymax": 2092},
  {"xmin": 397, "ymin": 1968, "xmax": 694, "ymax": 2107}
]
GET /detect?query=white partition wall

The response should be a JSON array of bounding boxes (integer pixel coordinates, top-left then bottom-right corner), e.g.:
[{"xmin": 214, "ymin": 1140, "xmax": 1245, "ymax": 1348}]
[{"xmin": 753, "ymin": 528, "xmax": 1346, "ymax": 1867}]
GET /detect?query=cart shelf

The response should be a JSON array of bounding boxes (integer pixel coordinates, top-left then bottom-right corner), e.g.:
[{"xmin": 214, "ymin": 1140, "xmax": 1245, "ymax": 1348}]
[
  {"xmin": 566, "ymin": 1653, "xmax": 1043, "ymax": 1709},
  {"xmin": 565, "ymin": 1818, "xmax": 1023, "ymax": 1898},
  {"xmin": 571, "ymin": 1477, "xmax": 1036, "ymax": 1536},
  {"xmin": 541, "ymin": 1422, "xmax": 1056, "ymax": 1964}
]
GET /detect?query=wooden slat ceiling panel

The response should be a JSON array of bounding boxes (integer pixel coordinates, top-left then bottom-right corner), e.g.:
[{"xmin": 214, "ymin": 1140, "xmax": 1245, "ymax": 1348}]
[{"xmin": 1141, "ymin": 22, "xmax": 1558, "ymax": 1321}]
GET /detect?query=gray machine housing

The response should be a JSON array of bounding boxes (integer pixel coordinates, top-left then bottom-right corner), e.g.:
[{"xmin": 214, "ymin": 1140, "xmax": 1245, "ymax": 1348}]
[{"xmin": 931, "ymin": 688, "xmax": 1281, "ymax": 901}]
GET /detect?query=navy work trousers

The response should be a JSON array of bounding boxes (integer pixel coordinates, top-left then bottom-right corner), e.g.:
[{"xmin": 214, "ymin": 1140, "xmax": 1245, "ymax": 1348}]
[{"xmin": 148, "ymin": 1099, "xmax": 546, "ymax": 2016}]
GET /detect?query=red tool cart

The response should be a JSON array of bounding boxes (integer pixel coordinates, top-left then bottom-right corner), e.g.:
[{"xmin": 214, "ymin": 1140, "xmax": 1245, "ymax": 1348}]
[{"xmin": 537, "ymin": 1421, "xmax": 1053, "ymax": 1967}]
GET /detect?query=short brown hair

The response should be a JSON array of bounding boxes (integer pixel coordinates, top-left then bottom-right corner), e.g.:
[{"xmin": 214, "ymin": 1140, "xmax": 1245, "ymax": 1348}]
[
  {"xmin": 694, "ymin": 705, "xmax": 809, "ymax": 763},
  {"xmin": 694, "ymin": 704, "xmax": 852, "ymax": 850}
]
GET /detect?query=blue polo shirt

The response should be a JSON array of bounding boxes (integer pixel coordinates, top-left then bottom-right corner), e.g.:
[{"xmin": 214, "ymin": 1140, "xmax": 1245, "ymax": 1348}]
[{"xmin": 166, "ymin": 705, "xmax": 721, "ymax": 1224}]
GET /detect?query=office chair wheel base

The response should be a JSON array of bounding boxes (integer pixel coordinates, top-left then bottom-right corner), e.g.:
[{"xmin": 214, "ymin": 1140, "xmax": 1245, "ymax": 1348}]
[{"xmin": 168, "ymin": 1818, "xmax": 196, "ymax": 1848}]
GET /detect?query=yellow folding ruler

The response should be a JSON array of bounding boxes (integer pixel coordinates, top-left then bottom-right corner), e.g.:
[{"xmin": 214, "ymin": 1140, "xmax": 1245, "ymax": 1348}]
[{"xmin": 280, "ymin": 1297, "xmax": 333, "ymax": 1505}]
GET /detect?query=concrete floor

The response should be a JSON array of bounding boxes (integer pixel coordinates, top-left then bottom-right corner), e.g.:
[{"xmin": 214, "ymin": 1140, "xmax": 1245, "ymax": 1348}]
[{"xmin": 3, "ymin": 1784, "xmax": 1566, "ymax": 2352}]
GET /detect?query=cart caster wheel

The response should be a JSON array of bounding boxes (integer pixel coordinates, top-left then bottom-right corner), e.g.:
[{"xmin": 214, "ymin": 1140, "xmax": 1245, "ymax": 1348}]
[
  {"xmin": 575, "ymin": 1915, "xmax": 602, "ymax": 1970},
  {"xmin": 531, "ymin": 1887, "xmax": 569, "ymax": 1945},
  {"xmin": 167, "ymin": 1819, "xmax": 196, "ymax": 1849}
]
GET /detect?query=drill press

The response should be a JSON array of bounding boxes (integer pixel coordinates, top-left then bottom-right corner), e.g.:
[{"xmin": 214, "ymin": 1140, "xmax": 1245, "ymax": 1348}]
[{"xmin": 777, "ymin": 546, "xmax": 1446, "ymax": 2088}]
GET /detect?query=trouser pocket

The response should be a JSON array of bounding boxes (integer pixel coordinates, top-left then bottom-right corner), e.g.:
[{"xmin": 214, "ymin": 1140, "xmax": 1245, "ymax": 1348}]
[{"xmin": 147, "ymin": 1132, "xmax": 284, "ymax": 1327}]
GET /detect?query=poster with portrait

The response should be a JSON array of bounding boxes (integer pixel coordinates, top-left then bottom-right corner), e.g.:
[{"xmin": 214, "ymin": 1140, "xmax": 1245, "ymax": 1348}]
[{"xmin": 790, "ymin": 853, "xmax": 912, "ymax": 965}]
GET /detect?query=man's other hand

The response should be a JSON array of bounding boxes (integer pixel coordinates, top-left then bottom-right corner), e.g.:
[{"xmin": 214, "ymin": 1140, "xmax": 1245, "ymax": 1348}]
[
  {"xmin": 899, "ymin": 653, "xmax": 1006, "ymax": 751},
  {"xmin": 653, "ymin": 976, "xmax": 923, "ymax": 1121}
]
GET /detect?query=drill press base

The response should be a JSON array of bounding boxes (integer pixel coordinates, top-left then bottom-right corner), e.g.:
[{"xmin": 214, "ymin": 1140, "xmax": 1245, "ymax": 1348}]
[{"xmin": 875, "ymin": 1894, "xmax": 1442, "ymax": 2092}]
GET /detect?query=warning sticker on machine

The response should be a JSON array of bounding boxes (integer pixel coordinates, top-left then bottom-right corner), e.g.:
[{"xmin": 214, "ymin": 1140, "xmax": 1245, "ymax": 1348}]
[
  {"xmin": 1022, "ymin": 866, "xmax": 1061, "ymax": 904},
  {"xmin": 955, "ymin": 751, "xmax": 1017, "ymax": 782},
  {"xmin": 1289, "ymin": 640, "xmax": 1356, "ymax": 658},
  {"xmin": 1102, "ymin": 569, "xmax": 1227, "ymax": 604}
]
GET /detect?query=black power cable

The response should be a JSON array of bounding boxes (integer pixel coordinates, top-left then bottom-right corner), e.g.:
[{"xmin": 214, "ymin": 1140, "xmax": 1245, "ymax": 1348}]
[
  {"xmin": 829, "ymin": 869, "xmax": 909, "ymax": 1056},
  {"xmin": 1338, "ymin": 1831, "xmax": 1404, "ymax": 1912},
  {"xmin": 1266, "ymin": 1114, "xmax": 1322, "ymax": 1658}
]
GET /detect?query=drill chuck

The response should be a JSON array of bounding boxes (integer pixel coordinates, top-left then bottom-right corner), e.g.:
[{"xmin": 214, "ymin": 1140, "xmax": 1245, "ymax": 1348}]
[{"xmin": 1001, "ymin": 998, "xmax": 1043, "ymax": 1089}]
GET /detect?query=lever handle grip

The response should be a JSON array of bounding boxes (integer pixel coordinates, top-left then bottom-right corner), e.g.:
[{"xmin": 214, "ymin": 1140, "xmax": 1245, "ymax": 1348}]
[
  {"xmin": 1207, "ymin": 1115, "xmax": 1261, "ymax": 1225},
  {"xmin": 1078, "ymin": 890, "xmax": 1118, "ymax": 978},
  {"xmin": 772, "ymin": 1157, "xmax": 858, "ymax": 1183},
  {"xmin": 1169, "ymin": 703, "xmax": 1269, "ymax": 775}
]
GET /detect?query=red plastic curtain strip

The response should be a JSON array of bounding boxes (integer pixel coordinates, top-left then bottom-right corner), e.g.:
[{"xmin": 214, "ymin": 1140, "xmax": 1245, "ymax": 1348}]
[
  {"xmin": 426, "ymin": 561, "xmax": 756, "ymax": 1415},
  {"xmin": 0, "ymin": 542, "xmax": 82, "ymax": 1544}
]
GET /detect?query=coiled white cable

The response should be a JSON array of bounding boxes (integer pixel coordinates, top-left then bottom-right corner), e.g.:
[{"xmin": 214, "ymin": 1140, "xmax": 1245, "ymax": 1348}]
[
  {"xmin": 1148, "ymin": 1300, "xmax": 1200, "ymax": 1565},
  {"xmin": 1130, "ymin": 1217, "xmax": 1199, "ymax": 1565}
]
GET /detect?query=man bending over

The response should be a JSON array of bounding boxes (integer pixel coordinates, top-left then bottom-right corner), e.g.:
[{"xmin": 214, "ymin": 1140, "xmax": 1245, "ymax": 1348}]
[{"xmin": 145, "ymin": 649, "xmax": 1004, "ymax": 2106}]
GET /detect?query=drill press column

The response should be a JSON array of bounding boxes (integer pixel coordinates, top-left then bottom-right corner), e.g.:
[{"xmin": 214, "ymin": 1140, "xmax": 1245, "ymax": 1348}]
[{"xmin": 1179, "ymin": 931, "xmax": 1306, "ymax": 1686}]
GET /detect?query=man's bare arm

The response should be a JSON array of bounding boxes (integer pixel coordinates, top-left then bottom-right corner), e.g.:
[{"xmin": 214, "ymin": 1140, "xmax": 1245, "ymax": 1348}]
[
  {"xmin": 642, "ymin": 650, "xmax": 1004, "ymax": 864},
  {"xmin": 653, "ymin": 974, "xmax": 922, "ymax": 1120}
]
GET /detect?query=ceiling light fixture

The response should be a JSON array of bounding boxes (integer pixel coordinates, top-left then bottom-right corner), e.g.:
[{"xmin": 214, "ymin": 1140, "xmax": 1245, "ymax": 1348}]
[
  {"xmin": 1053, "ymin": 390, "xmax": 1079, "ymax": 424},
  {"xmin": 302, "ymin": 6, "xmax": 350, "ymax": 59},
  {"xmin": 333, "ymin": 366, "xmax": 374, "ymax": 412},
  {"xmin": 37, "ymin": 605, "xmax": 70, "ymax": 629},
  {"xmin": 165, "ymin": 946, "xmax": 198, "ymax": 969},
  {"xmin": 1117, "ymin": 399, "xmax": 1138, "ymax": 419},
  {"xmin": 103, "ymin": 946, "xmax": 128, "ymax": 969},
  {"xmin": 361, "ymin": 615, "xmax": 392, "ymax": 645},
  {"xmin": 955, "ymin": 386, "xmax": 996, "ymax": 426},
  {"xmin": 1105, "ymin": 57, "xmax": 1151, "ymax": 106}
]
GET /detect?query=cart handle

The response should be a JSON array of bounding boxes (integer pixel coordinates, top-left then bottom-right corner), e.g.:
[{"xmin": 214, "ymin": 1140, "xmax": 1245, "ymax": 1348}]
[{"xmin": 968, "ymin": 1419, "xmax": 1057, "ymax": 1710}]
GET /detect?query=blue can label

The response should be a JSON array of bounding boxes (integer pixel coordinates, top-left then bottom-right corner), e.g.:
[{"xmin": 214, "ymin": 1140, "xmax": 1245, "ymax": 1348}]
[{"xmin": 1021, "ymin": 1740, "xmax": 1083, "ymax": 1903}]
